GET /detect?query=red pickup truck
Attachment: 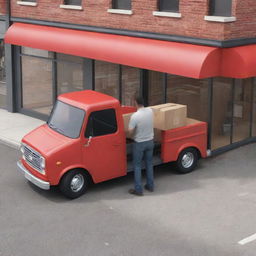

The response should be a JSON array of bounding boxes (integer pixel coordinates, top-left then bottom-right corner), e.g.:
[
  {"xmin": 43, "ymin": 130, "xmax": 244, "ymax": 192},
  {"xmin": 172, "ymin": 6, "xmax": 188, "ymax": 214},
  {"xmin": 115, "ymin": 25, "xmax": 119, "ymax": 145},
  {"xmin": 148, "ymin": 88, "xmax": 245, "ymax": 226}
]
[{"xmin": 17, "ymin": 90, "xmax": 208, "ymax": 198}]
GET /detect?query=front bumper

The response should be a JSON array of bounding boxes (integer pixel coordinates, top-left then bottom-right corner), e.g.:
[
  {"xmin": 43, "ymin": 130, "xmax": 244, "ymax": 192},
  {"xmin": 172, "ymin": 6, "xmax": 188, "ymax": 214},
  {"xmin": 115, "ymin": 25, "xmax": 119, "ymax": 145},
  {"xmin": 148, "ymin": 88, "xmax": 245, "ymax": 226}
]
[{"xmin": 17, "ymin": 160, "xmax": 50, "ymax": 190}]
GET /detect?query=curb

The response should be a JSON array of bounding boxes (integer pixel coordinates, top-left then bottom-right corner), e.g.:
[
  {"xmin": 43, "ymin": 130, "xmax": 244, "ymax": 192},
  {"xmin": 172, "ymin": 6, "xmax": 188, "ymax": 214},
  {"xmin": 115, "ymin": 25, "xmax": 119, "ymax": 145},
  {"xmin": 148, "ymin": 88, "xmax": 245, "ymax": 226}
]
[{"xmin": 0, "ymin": 137, "xmax": 20, "ymax": 150}]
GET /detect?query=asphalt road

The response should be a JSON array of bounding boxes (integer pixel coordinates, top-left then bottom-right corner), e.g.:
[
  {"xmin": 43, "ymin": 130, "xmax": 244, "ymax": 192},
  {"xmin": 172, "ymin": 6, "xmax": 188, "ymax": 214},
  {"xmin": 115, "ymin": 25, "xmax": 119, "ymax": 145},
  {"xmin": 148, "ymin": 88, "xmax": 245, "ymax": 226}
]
[{"xmin": 1, "ymin": 142, "xmax": 256, "ymax": 256}]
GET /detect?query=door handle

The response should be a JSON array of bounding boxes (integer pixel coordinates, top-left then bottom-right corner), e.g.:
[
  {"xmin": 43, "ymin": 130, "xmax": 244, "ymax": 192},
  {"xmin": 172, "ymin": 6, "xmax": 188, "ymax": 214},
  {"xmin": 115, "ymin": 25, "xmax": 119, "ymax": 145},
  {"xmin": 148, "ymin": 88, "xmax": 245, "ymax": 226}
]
[{"xmin": 84, "ymin": 136, "xmax": 92, "ymax": 147}]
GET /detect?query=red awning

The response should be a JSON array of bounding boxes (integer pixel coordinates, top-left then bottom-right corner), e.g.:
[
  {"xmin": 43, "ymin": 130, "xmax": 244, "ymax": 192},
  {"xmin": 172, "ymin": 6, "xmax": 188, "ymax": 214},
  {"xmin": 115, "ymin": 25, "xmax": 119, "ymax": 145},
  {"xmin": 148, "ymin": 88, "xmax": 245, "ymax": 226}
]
[
  {"xmin": 4, "ymin": 23, "xmax": 221, "ymax": 79},
  {"xmin": 221, "ymin": 44, "xmax": 256, "ymax": 78}
]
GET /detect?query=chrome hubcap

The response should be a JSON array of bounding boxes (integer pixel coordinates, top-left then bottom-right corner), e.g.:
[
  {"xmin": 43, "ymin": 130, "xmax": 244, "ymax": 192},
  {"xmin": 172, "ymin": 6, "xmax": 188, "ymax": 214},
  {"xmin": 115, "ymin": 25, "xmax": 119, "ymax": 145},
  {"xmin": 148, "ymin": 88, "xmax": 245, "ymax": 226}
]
[
  {"xmin": 181, "ymin": 152, "xmax": 194, "ymax": 168},
  {"xmin": 70, "ymin": 174, "xmax": 84, "ymax": 192}
]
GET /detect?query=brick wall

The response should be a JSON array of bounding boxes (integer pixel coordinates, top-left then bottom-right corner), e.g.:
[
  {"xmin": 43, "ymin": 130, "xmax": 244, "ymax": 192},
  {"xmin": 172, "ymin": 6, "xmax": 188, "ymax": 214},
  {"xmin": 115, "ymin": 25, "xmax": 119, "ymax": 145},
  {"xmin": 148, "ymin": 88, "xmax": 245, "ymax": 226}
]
[
  {"xmin": 9, "ymin": 0, "xmax": 256, "ymax": 41},
  {"xmin": 0, "ymin": 0, "xmax": 6, "ymax": 15}
]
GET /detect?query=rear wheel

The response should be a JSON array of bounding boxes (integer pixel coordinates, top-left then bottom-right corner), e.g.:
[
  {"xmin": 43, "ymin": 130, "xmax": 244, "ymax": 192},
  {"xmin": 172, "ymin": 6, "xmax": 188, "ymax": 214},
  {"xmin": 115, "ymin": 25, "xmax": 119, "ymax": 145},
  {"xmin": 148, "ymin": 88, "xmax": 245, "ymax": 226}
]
[
  {"xmin": 59, "ymin": 169, "xmax": 89, "ymax": 199},
  {"xmin": 175, "ymin": 148, "xmax": 198, "ymax": 174}
]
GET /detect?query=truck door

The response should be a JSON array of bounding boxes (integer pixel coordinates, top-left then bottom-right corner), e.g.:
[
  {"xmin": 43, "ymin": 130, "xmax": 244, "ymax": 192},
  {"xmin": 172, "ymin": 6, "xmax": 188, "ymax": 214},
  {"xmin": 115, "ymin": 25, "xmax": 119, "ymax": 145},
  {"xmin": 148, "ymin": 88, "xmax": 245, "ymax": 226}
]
[{"xmin": 82, "ymin": 108, "xmax": 126, "ymax": 183}]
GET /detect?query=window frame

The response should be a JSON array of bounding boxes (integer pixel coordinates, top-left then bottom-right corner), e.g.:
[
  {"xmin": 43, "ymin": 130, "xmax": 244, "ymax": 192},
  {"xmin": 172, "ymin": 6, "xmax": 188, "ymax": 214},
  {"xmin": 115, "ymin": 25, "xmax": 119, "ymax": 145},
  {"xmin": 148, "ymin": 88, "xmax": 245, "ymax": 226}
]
[
  {"xmin": 209, "ymin": 0, "xmax": 232, "ymax": 17},
  {"xmin": 112, "ymin": 0, "xmax": 131, "ymax": 10},
  {"xmin": 63, "ymin": 0, "xmax": 82, "ymax": 6},
  {"xmin": 85, "ymin": 108, "xmax": 118, "ymax": 138},
  {"xmin": 158, "ymin": 0, "xmax": 179, "ymax": 12}
]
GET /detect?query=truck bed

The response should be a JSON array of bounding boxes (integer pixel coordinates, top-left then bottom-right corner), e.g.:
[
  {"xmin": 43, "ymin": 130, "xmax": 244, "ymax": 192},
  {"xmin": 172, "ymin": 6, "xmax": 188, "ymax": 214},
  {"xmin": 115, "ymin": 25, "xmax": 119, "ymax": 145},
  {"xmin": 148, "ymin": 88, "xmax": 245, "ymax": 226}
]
[{"xmin": 125, "ymin": 118, "xmax": 207, "ymax": 172}]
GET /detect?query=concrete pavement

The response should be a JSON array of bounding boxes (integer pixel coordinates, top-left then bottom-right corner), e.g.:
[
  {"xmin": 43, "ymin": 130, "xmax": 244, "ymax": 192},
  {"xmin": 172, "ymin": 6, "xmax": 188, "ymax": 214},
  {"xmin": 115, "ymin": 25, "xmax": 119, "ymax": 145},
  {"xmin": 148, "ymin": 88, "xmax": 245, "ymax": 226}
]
[{"xmin": 0, "ymin": 109, "xmax": 44, "ymax": 149}]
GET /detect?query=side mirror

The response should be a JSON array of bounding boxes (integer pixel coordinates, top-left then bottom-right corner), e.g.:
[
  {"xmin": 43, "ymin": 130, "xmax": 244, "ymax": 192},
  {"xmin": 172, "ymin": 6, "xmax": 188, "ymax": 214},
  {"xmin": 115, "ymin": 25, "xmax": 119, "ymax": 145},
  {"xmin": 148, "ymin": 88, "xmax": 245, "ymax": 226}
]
[{"xmin": 84, "ymin": 136, "xmax": 92, "ymax": 147}]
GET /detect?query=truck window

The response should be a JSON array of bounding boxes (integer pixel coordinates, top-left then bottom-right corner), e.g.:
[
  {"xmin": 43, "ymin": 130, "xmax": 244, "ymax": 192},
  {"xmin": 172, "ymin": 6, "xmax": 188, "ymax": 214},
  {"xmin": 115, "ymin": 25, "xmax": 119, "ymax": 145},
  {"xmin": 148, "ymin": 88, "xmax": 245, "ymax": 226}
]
[
  {"xmin": 48, "ymin": 100, "xmax": 85, "ymax": 139},
  {"xmin": 85, "ymin": 109, "xmax": 117, "ymax": 138}
]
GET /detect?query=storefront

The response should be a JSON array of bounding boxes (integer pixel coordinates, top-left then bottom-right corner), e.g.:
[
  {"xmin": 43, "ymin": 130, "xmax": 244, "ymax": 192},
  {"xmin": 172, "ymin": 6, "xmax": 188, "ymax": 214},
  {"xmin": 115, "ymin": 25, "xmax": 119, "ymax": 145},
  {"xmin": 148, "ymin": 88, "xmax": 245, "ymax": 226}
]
[
  {"xmin": 0, "ymin": 20, "xmax": 6, "ymax": 109},
  {"xmin": 4, "ymin": 23, "xmax": 256, "ymax": 153}
]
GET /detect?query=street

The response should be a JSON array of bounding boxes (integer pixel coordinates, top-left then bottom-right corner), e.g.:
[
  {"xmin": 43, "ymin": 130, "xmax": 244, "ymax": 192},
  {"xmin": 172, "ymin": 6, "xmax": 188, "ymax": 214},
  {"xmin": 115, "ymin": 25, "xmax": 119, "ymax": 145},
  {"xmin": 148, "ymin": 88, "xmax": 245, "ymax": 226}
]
[{"xmin": 1, "ymin": 142, "xmax": 256, "ymax": 256}]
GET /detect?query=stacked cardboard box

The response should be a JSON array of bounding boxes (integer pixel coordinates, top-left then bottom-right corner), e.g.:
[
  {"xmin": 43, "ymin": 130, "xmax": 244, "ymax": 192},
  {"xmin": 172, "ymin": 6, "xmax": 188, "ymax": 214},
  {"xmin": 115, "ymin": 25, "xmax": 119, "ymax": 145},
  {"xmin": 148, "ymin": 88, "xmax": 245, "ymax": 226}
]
[
  {"xmin": 122, "ymin": 102, "xmax": 187, "ymax": 140},
  {"xmin": 150, "ymin": 103, "xmax": 187, "ymax": 130}
]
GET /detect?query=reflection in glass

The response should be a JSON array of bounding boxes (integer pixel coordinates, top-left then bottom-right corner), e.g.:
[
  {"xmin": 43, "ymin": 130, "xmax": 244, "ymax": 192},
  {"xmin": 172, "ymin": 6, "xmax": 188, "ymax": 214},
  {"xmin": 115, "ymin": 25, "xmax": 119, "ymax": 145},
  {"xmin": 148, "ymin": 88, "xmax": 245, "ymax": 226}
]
[
  {"xmin": 167, "ymin": 75, "xmax": 209, "ymax": 122},
  {"xmin": 22, "ymin": 47, "xmax": 53, "ymax": 58},
  {"xmin": 211, "ymin": 78, "xmax": 233, "ymax": 149},
  {"xmin": 57, "ymin": 54, "xmax": 83, "ymax": 95},
  {"xmin": 232, "ymin": 79, "xmax": 252, "ymax": 143},
  {"xmin": 121, "ymin": 66, "xmax": 140, "ymax": 106},
  {"xmin": 148, "ymin": 71, "xmax": 164, "ymax": 106},
  {"xmin": 94, "ymin": 61, "xmax": 119, "ymax": 99},
  {"xmin": 21, "ymin": 55, "xmax": 53, "ymax": 115},
  {"xmin": 0, "ymin": 40, "xmax": 6, "ymax": 109},
  {"xmin": 48, "ymin": 100, "xmax": 85, "ymax": 139},
  {"xmin": 252, "ymin": 79, "xmax": 256, "ymax": 136}
]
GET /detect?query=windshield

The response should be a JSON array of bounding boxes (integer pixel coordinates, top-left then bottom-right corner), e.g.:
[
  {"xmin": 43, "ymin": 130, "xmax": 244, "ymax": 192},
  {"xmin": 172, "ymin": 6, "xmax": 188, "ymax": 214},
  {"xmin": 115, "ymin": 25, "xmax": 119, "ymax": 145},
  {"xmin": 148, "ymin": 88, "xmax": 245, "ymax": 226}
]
[{"xmin": 47, "ymin": 100, "xmax": 85, "ymax": 139}]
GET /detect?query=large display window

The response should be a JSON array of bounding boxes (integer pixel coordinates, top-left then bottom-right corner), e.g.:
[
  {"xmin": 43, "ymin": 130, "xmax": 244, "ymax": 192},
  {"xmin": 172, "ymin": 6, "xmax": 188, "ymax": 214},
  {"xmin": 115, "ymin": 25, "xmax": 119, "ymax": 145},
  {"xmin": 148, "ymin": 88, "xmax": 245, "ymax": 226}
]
[{"xmin": 0, "ymin": 40, "xmax": 5, "ymax": 109}]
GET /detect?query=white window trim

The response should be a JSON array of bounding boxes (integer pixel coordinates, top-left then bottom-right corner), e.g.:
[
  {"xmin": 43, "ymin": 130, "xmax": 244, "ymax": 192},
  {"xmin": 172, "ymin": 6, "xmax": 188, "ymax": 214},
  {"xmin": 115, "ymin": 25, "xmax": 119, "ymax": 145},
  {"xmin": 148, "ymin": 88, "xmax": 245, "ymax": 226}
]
[
  {"xmin": 153, "ymin": 11, "xmax": 181, "ymax": 18},
  {"xmin": 59, "ymin": 4, "xmax": 83, "ymax": 10},
  {"xmin": 204, "ymin": 16, "xmax": 236, "ymax": 23},
  {"xmin": 17, "ymin": 1, "xmax": 37, "ymax": 6},
  {"xmin": 107, "ymin": 9, "xmax": 133, "ymax": 15}
]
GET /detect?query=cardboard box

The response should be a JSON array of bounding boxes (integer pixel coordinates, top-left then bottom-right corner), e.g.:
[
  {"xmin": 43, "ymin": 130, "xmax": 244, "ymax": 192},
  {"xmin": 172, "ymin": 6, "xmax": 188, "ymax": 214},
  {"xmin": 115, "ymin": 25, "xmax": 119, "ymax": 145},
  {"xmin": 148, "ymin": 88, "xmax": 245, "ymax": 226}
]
[
  {"xmin": 153, "ymin": 104, "xmax": 187, "ymax": 130},
  {"xmin": 150, "ymin": 103, "xmax": 174, "ymax": 112},
  {"xmin": 123, "ymin": 112, "xmax": 134, "ymax": 132},
  {"xmin": 186, "ymin": 118, "xmax": 201, "ymax": 125}
]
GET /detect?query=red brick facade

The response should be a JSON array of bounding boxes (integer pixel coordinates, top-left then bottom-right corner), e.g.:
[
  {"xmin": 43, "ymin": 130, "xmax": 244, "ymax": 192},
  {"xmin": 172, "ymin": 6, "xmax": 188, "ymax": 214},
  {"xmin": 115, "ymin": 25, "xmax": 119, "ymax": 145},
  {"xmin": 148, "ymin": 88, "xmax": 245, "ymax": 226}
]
[{"xmin": 6, "ymin": 0, "xmax": 256, "ymax": 41}]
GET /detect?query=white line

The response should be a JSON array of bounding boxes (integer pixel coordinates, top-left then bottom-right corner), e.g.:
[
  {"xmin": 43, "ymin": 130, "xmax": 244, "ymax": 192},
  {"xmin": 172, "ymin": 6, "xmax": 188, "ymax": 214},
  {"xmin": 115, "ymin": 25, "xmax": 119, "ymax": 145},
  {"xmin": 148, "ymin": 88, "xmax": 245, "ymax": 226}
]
[{"xmin": 238, "ymin": 233, "xmax": 256, "ymax": 245}]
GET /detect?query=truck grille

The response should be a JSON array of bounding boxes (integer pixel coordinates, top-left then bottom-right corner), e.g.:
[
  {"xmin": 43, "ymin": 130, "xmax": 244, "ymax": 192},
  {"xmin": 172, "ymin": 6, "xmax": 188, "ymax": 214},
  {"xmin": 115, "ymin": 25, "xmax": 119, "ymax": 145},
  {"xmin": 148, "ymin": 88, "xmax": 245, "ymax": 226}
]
[{"xmin": 24, "ymin": 145, "xmax": 43, "ymax": 173}]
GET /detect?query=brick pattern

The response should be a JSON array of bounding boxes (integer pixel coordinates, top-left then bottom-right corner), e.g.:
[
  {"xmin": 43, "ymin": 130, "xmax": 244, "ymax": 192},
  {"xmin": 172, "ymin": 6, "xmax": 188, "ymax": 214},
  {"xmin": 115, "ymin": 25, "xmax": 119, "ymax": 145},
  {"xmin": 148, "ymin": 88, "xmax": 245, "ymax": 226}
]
[
  {"xmin": 0, "ymin": 0, "xmax": 6, "ymax": 15},
  {"xmin": 9, "ymin": 0, "xmax": 256, "ymax": 41}
]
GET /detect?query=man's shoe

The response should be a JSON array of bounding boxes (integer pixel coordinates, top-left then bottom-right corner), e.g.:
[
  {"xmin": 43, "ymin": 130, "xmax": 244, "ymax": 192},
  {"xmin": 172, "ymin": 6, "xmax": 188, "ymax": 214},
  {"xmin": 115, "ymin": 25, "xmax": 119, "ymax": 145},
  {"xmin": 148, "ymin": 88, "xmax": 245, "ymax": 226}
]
[
  {"xmin": 129, "ymin": 189, "xmax": 143, "ymax": 196},
  {"xmin": 144, "ymin": 185, "xmax": 154, "ymax": 192}
]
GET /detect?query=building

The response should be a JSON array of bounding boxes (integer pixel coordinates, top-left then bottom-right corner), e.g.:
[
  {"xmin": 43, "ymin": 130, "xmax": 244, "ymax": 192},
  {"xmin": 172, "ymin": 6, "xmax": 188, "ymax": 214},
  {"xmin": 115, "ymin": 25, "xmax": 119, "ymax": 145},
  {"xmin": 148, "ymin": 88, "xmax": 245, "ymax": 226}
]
[{"xmin": 0, "ymin": 0, "xmax": 256, "ymax": 154}]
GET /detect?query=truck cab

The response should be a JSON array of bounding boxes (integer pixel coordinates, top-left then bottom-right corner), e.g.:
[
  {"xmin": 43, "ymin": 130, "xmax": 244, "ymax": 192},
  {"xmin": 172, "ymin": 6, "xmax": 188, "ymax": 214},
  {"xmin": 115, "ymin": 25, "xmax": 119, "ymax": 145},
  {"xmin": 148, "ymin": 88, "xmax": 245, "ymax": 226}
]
[{"xmin": 17, "ymin": 90, "xmax": 208, "ymax": 199}]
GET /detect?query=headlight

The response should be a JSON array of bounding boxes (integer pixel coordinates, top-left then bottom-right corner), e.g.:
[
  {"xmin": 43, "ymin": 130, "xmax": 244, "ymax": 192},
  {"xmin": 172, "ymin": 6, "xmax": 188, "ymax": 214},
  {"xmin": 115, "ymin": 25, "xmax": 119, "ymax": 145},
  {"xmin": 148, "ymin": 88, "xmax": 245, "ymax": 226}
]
[
  {"xmin": 40, "ymin": 156, "xmax": 46, "ymax": 170},
  {"xmin": 20, "ymin": 143, "xmax": 25, "ymax": 154},
  {"xmin": 20, "ymin": 143, "xmax": 25, "ymax": 160}
]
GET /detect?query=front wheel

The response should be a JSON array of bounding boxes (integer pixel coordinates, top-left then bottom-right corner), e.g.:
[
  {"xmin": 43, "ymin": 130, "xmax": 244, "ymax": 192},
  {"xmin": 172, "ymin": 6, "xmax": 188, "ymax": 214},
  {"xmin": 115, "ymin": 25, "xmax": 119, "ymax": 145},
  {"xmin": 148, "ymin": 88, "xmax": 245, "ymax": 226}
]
[
  {"xmin": 175, "ymin": 148, "xmax": 198, "ymax": 174},
  {"xmin": 59, "ymin": 169, "xmax": 89, "ymax": 199}
]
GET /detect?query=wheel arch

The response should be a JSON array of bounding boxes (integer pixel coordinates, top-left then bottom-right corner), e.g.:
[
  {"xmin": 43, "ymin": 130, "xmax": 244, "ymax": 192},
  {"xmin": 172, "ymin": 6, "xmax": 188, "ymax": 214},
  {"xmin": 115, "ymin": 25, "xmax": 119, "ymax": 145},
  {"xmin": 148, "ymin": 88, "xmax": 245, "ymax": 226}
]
[
  {"xmin": 58, "ymin": 166, "xmax": 94, "ymax": 185},
  {"xmin": 176, "ymin": 144, "xmax": 201, "ymax": 161}
]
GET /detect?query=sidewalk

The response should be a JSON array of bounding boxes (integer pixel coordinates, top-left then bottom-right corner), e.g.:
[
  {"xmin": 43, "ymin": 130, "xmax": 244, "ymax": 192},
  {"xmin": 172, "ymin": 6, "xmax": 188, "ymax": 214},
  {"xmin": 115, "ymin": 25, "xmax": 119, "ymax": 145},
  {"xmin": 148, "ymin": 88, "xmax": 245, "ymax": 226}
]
[{"xmin": 0, "ymin": 109, "xmax": 44, "ymax": 149}]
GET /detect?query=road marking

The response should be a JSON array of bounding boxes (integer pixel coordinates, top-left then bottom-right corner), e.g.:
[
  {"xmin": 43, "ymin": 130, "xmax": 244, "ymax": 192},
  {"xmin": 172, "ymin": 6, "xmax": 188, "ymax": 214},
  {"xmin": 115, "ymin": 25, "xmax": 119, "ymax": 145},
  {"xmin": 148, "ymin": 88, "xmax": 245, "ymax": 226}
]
[{"xmin": 238, "ymin": 233, "xmax": 256, "ymax": 245}]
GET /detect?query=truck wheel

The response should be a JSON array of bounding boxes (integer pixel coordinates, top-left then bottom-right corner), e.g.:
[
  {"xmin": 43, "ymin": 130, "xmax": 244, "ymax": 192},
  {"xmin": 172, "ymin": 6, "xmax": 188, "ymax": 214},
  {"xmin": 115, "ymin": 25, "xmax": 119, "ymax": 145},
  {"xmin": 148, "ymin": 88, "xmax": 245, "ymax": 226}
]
[
  {"xmin": 59, "ymin": 169, "xmax": 89, "ymax": 199},
  {"xmin": 175, "ymin": 148, "xmax": 198, "ymax": 174}
]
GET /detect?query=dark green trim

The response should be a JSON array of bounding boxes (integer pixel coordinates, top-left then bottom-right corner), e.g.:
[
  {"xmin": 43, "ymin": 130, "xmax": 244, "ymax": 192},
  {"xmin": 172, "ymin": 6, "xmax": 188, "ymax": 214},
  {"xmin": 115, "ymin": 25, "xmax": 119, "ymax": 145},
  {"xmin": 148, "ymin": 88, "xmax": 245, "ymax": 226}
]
[{"xmin": 11, "ymin": 17, "xmax": 256, "ymax": 48}]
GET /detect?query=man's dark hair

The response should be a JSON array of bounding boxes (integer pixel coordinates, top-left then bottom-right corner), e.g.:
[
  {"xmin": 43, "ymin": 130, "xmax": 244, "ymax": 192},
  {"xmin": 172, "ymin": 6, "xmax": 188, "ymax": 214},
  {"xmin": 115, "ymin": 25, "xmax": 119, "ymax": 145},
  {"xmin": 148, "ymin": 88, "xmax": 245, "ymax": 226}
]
[{"xmin": 134, "ymin": 94, "xmax": 144, "ymax": 106}]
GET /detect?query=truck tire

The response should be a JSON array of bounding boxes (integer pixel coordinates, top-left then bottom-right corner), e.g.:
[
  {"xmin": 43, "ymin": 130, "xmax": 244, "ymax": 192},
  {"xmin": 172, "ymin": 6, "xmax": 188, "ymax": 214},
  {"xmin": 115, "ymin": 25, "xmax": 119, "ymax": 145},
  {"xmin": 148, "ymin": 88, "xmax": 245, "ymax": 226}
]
[
  {"xmin": 175, "ymin": 148, "xmax": 198, "ymax": 174},
  {"xmin": 59, "ymin": 169, "xmax": 89, "ymax": 199}
]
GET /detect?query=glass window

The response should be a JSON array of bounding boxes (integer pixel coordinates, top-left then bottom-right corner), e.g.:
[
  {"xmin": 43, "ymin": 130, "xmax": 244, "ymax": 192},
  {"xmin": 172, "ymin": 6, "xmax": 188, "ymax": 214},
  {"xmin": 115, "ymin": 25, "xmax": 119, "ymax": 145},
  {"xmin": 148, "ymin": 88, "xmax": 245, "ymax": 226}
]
[
  {"xmin": 167, "ymin": 75, "xmax": 209, "ymax": 122},
  {"xmin": 85, "ymin": 109, "xmax": 117, "ymax": 137},
  {"xmin": 211, "ymin": 78, "xmax": 233, "ymax": 149},
  {"xmin": 148, "ymin": 71, "xmax": 165, "ymax": 106},
  {"xmin": 63, "ymin": 0, "xmax": 81, "ymax": 5},
  {"xmin": 21, "ymin": 55, "xmax": 53, "ymax": 115},
  {"xmin": 252, "ymin": 78, "xmax": 256, "ymax": 136},
  {"xmin": 121, "ymin": 66, "xmax": 140, "ymax": 106},
  {"xmin": 159, "ymin": 0, "xmax": 179, "ymax": 12},
  {"xmin": 21, "ymin": 47, "xmax": 53, "ymax": 58},
  {"xmin": 56, "ymin": 54, "xmax": 83, "ymax": 95},
  {"xmin": 0, "ymin": 40, "xmax": 6, "ymax": 109},
  {"xmin": 112, "ymin": 0, "xmax": 131, "ymax": 10},
  {"xmin": 48, "ymin": 100, "xmax": 85, "ymax": 139},
  {"xmin": 232, "ymin": 79, "xmax": 252, "ymax": 142},
  {"xmin": 94, "ymin": 61, "xmax": 119, "ymax": 99},
  {"xmin": 209, "ymin": 0, "xmax": 232, "ymax": 17}
]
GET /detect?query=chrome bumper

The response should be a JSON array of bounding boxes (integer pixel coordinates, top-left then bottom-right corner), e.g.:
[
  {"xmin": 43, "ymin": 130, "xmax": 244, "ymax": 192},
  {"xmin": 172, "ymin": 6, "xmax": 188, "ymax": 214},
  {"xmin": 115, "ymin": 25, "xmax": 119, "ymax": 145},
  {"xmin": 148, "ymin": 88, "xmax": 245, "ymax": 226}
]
[{"xmin": 17, "ymin": 160, "xmax": 50, "ymax": 190}]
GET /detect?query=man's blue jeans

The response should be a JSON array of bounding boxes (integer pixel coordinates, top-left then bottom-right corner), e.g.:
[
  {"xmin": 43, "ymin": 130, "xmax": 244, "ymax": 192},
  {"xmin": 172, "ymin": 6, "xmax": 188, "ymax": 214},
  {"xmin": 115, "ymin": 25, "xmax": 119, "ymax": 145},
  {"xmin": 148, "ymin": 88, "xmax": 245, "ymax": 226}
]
[{"xmin": 133, "ymin": 140, "xmax": 154, "ymax": 193}]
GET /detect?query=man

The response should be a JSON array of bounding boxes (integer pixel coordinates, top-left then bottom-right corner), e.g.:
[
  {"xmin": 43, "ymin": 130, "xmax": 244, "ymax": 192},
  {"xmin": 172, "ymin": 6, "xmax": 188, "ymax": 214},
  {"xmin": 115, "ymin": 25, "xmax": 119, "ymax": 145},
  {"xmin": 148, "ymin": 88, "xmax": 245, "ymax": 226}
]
[{"xmin": 128, "ymin": 94, "xmax": 154, "ymax": 196}]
